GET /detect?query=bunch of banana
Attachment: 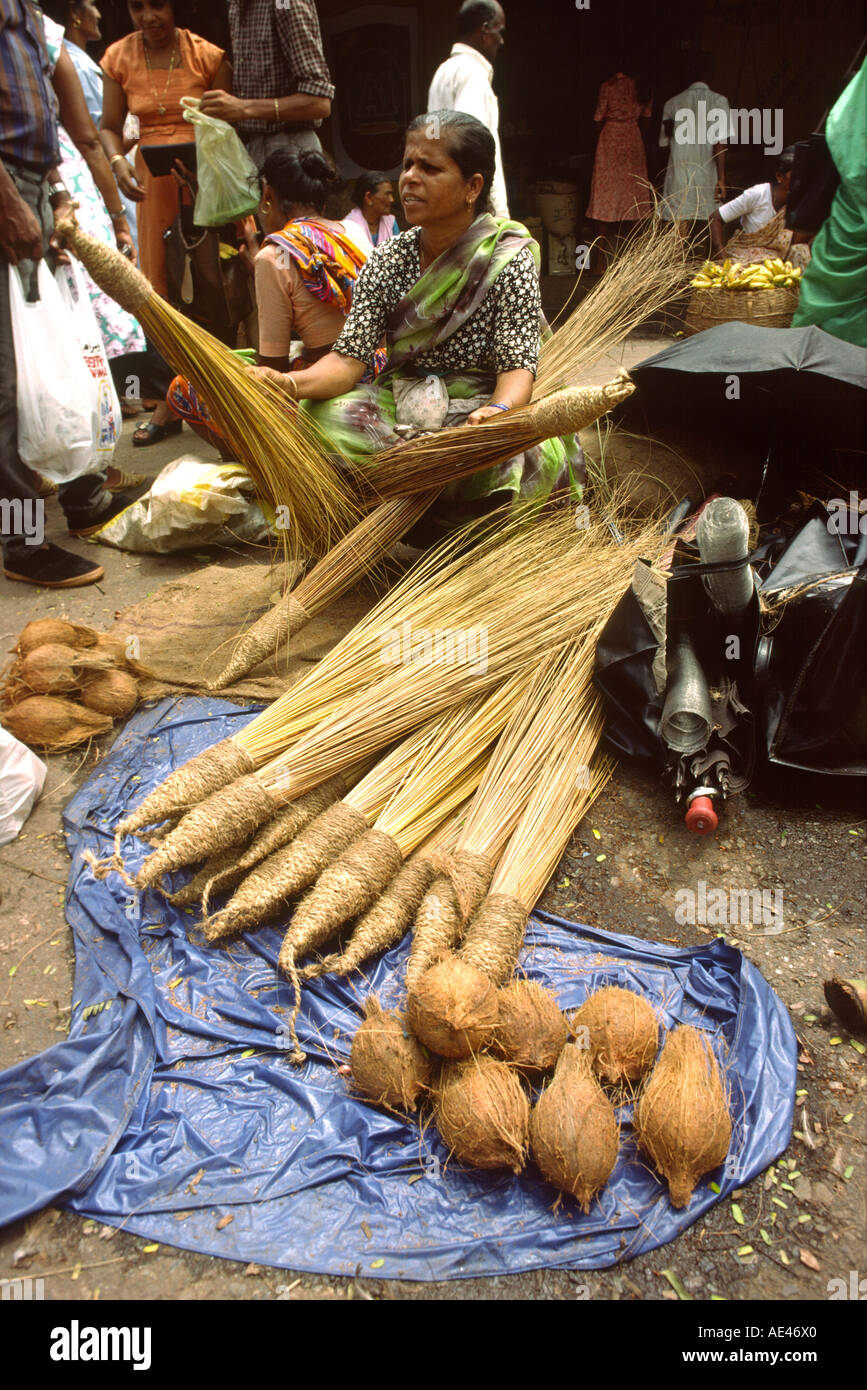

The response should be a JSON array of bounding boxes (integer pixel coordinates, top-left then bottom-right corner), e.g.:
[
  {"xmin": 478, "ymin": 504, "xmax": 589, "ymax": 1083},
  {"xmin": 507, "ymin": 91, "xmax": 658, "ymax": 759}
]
[{"xmin": 691, "ymin": 257, "xmax": 802, "ymax": 290}]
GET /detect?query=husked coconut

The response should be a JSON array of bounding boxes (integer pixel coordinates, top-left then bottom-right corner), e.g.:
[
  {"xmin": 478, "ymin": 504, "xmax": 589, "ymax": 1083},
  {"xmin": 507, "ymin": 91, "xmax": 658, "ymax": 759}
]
[
  {"xmin": 634, "ymin": 1025, "xmax": 732, "ymax": 1208},
  {"xmin": 571, "ymin": 985, "xmax": 659, "ymax": 1084},
  {"xmin": 406, "ymin": 954, "xmax": 499, "ymax": 1058},
  {"xmin": 19, "ymin": 644, "xmax": 80, "ymax": 695},
  {"xmin": 349, "ymin": 998, "xmax": 431, "ymax": 1111},
  {"xmin": 1, "ymin": 696, "xmax": 112, "ymax": 750},
  {"xmin": 434, "ymin": 1055, "xmax": 529, "ymax": 1172},
  {"xmin": 492, "ymin": 978, "xmax": 568, "ymax": 1076},
  {"xmin": 530, "ymin": 1043, "xmax": 619, "ymax": 1212}
]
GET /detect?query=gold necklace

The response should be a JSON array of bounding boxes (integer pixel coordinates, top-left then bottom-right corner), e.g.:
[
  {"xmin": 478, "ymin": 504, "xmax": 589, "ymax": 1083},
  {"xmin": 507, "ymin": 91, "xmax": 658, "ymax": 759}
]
[{"xmin": 143, "ymin": 32, "xmax": 180, "ymax": 116}]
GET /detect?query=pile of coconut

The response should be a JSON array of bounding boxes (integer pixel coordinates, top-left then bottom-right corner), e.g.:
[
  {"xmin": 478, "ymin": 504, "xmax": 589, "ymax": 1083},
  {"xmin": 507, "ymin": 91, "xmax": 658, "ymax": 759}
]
[
  {"xmin": 351, "ymin": 975, "xmax": 732, "ymax": 1213},
  {"xmin": 1, "ymin": 619, "xmax": 142, "ymax": 751}
]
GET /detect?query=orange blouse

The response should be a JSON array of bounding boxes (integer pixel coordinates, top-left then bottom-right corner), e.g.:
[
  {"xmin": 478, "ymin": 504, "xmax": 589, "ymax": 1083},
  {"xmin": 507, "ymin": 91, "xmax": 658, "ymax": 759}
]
[{"xmin": 101, "ymin": 29, "xmax": 227, "ymax": 296}]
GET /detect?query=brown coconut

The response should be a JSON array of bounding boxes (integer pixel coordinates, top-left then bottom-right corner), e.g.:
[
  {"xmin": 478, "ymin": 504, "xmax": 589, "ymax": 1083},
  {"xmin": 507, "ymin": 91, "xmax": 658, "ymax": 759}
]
[
  {"xmin": 434, "ymin": 1055, "xmax": 529, "ymax": 1172},
  {"xmin": 493, "ymin": 979, "xmax": 568, "ymax": 1077},
  {"xmin": 1, "ymin": 696, "xmax": 112, "ymax": 750},
  {"xmin": 349, "ymin": 998, "xmax": 432, "ymax": 1112},
  {"xmin": 530, "ymin": 1043, "xmax": 619, "ymax": 1212},
  {"xmin": 79, "ymin": 668, "xmax": 139, "ymax": 718},
  {"xmin": 18, "ymin": 644, "xmax": 81, "ymax": 695},
  {"xmin": 634, "ymin": 1025, "xmax": 732, "ymax": 1209},
  {"xmin": 406, "ymin": 953, "xmax": 499, "ymax": 1059},
  {"xmin": 571, "ymin": 985, "xmax": 659, "ymax": 1086},
  {"xmin": 16, "ymin": 618, "xmax": 97, "ymax": 656}
]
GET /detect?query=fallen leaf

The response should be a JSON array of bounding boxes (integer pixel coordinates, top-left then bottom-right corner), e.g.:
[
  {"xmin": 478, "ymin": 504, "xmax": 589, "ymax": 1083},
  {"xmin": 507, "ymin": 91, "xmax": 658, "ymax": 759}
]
[
  {"xmin": 71, "ymin": 1262, "xmax": 81, "ymax": 1281},
  {"xmin": 796, "ymin": 1214, "xmax": 812, "ymax": 1223},
  {"xmin": 829, "ymin": 1037, "xmax": 842, "ymax": 1046},
  {"xmin": 591, "ymin": 829, "xmax": 601, "ymax": 840},
  {"xmin": 709, "ymin": 1182, "xmax": 721, "ymax": 1194},
  {"xmin": 851, "ymin": 1040, "xmax": 865, "ymax": 1055},
  {"xmin": 779, "ymin": 1250, "xmax": 790, "ymax": 1265},
  {"xmin": 660, "ymin": 1269, "xmax": 691, "ymax": 1300},
  {"xmin": 370, "ymin": 1258, "xmax": 384, "ymax": 1270},
  {"xmin": 843, "ymin": 1165, "xmax": 854, "ymax": 1180},
  {"xmin": 596, "ymin": 854, "xmax": 606, "ymax": 863},
  {"xmin": 216, "ymin": 1215, "xmax": 233, "ymax": 1230},
  {"xmin": 772, "ymin": 1197, "xmax": 788, "ymax": 1209},
  {"xmin": 244, "ymin": 1263, "xmax": 260, "ymax": 1276},
  {"xmin": 731, "ymin": 1203, "xmax": 744, "ymax": 1225},
  {"xmin": 360, "ymin": 1220, "xmax": 372, "ymax": 1239},
  {"xmin": 737, "ymin": 1245, "xmax": 754, "ymax": 1257},
  {"xmin": 186, "ymin": 1168, "xmax": 205, "ymax": 1195},
  {"xmin": 167, "ymin": 977, "xmax": 183, "ymax": 989},
  {"xmin": 142, "ymin": 1243, "xmax": 159, "ymax": 1253},
  {"xmin": 407, "ymin": 1174, "xmax": 422, "ymax": 1185},
  {"xmin": 799, "ymin": 1249, "xmax": 820, "ymax": 1272},
  {"xmin": 843, "ymin": 1113, "xmax": 854, "ymax": 1124},
  {"xmin": 760, "ymin": 1229, "xmax": 772, "ymax": 1245},
  {"xmin": 241, "ymin": 1049, "xmax": 255, "ymax": 1059}
]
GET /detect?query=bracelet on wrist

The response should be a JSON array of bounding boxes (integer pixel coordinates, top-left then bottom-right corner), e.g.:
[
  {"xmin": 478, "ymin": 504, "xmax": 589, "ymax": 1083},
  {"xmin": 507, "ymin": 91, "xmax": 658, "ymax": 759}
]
[
  {"xmin": 285, "ymin": 375, "xmax": 298, "ymax": 401},
  {"xmin": 109, "ymin": 208, "xmax": 127, "ymax": 222},
  {"xmin": 110, "ymin": 154, "xmax": 126, "ymax": 167}
]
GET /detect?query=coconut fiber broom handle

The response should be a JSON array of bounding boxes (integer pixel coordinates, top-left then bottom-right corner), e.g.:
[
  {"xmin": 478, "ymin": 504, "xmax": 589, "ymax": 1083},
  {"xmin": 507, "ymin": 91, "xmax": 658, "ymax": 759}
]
[
  {"xmin": 55, "ymin": 215, "xmax": 154, "ymax": 316},
  {"xmin": 521, "ymin": 369, "xmax": 635, "ymax": 437}
]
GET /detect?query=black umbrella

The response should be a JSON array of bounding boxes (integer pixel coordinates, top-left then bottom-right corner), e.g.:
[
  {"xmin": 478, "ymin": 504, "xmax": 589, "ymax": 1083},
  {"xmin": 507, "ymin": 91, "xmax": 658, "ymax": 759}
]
[{"xmin": 614, "ymin": 323, "xmax": 866, "ymax": 517}]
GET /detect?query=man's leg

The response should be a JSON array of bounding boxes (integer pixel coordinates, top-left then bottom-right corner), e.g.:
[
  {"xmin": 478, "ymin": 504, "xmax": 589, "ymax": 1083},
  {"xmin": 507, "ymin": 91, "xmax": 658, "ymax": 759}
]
[{"xmin": 1, "ymin": 166, "xmax": 128, "ymax": 585}]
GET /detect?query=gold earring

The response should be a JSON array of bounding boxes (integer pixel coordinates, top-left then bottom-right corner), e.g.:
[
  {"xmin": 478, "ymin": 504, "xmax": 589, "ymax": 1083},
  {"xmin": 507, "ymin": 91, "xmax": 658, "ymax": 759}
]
[{"xmin": 262, "ymin": 200, "xmax": 272, "ymax": 214}]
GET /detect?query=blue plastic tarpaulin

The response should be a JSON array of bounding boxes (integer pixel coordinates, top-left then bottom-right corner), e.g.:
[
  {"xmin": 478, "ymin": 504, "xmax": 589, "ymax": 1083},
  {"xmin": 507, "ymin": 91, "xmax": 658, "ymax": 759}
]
[{"xmin": 0, "ymin": 699, "xmax": 797, "ymax": 1277}]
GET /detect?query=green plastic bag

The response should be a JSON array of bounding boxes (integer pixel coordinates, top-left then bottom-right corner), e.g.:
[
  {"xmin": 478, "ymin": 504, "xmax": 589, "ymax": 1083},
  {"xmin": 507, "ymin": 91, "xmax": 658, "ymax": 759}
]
[{"xmin": 181, "ymin": 96, "xmax": 260, "ymax": 226}]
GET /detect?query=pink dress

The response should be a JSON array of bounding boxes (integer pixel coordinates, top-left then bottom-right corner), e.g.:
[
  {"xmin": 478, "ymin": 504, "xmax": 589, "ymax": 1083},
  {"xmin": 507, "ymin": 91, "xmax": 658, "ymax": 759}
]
[{"xmin": 586, "ymin": 74, "xmax": 653, "ymax": 222}]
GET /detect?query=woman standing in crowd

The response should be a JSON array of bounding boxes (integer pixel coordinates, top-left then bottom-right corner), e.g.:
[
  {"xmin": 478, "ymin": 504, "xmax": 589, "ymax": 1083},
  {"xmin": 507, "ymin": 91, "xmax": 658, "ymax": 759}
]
[
  {"xmin": 253, "ymin": 111, "xmax": 583, "ymax": 524},
  {"xmin": 586, "ymin": 67, "xmax": 653, "ymax": 270},
  {"xmin": 42, "ymin": 1, "xmax": 140, "ymax": 250},
  {"xmin": 710, "ymin": 147, "xmax": 812, "ymax": 268},
  {"xmin": 341, "ymin": 171, "xmax": 399, "ymax": 256},
  {"xmin": 100, "ymin": 0, "xmax": 232, "ymax": 443},
  {"xmin": 168, "ymin": 148, "xmax": 369, "ymax": 454}
]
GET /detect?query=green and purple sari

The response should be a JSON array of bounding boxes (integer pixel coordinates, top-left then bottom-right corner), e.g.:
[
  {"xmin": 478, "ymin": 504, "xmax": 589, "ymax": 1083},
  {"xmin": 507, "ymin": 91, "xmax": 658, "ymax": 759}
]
[{"xmin": 300, "ymin": 215, "xmax": 584, "ymax": 507}]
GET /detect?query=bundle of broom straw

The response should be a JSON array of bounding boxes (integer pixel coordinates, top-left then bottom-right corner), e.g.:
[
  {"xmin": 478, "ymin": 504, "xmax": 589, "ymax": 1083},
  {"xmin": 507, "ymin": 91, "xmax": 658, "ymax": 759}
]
[
  {"xmin": 54, "ymin": 216, "xmax": 359, "ymax": 558},
  {"xmin": 108, "ymin": 501, "xmax": 590, "ymax": 853}
]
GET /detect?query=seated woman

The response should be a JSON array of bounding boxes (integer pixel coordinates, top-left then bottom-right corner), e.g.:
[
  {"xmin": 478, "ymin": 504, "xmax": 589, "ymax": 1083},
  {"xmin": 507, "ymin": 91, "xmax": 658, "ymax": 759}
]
[
  {"xmin": 254, "ymin": 111, "xmax": 583, "ymax": 517},
  {"xmin": 709, "ymin": 146, "xmax": 812, "ymax": 268},
  {"xmin": 341, "ymin": 170, "xmax": 400, "ymax": 255},
  {"xmin": 168, "ymin": 148, "xmax": 368, "ymax": 453}
]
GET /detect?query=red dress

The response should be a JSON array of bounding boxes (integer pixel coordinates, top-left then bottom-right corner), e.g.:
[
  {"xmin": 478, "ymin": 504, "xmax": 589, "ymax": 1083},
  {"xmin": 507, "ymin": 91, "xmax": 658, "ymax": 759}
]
[{"xmin": 586, "ymin": 74, "xmax": 653, "ymax": 222}]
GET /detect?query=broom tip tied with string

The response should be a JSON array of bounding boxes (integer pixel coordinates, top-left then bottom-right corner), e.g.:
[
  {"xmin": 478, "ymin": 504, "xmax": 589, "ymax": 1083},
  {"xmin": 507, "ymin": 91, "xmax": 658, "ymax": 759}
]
[
  {"xmin": 203, "ymin": 799, "xmax": 368, "ymax": 942},
  {"xmin": 135, "ymin": 772, "xmax": 283, "ymax": 890}
]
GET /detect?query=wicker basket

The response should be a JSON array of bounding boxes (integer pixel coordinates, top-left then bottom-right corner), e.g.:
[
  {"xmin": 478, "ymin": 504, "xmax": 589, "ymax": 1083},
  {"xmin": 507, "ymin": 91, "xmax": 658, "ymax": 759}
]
[{"xmin": 683, "ymin": 284, "xmax": 799, "ymax": 335}]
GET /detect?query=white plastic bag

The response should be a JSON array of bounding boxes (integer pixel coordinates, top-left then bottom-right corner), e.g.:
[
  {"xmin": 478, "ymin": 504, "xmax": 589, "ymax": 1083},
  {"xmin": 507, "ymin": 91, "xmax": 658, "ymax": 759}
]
[
  {"xmin": 181, "ymin": 96, "xmax": 260, "ymax": 226},
  {"xmin": 0, "ymin": 728, "xmax": 47, "ymax": 847},
  {"xmin": 10, "ymin": 261, "xmax": 95, "ymax": 483},
  {"xmin": 55, "ymin": 259, "xmax": 122, "ymax": 469},
  {"xmin": 92, "ymin": 455, "xmax": 271, "ymax": 552}
]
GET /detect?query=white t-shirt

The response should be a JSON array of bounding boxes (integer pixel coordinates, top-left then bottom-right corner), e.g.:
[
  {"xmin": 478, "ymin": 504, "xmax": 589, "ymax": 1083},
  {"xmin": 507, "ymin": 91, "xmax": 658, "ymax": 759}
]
[
  {"xmin": 717, "ymin": 182, "xmax": 775, "ymax": 231},
  {"xmin": 427, "ymin": 43, "xmax": 509, "ymax": 219}
]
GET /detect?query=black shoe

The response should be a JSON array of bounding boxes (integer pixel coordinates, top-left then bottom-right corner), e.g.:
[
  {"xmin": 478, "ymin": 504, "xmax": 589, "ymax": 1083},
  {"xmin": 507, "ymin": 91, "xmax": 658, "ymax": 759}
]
[
  {"xmin": 67, "ymin": 491, "xmax": 136, "ymax": 539},
  {"xmin": 4, "ymin": 543, "xmax": 105, "ymax": 589},
  {"xmin": 132, "ymin": 417, "xmax": 183, "ymax": 447}
]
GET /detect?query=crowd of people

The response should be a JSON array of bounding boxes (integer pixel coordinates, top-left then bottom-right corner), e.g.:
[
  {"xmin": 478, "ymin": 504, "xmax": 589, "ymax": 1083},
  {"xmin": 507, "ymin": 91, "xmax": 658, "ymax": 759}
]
[{"xmin": 0, "ymin": 0, "xmax": 859, "ymax": 591}]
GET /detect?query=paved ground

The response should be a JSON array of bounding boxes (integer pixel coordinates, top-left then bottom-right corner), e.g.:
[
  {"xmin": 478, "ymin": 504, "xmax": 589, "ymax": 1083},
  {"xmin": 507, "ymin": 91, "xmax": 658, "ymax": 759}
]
[{"xmin": 1, "ymin": 336, "xmax": 864, "ymax": 1303}]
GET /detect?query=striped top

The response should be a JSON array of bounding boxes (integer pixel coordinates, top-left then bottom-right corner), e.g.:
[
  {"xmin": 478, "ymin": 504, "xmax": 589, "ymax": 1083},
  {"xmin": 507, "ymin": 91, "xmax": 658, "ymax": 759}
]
[{"xmin": 0, "ymin": 0, "xmax": 59, "ymax": 170}]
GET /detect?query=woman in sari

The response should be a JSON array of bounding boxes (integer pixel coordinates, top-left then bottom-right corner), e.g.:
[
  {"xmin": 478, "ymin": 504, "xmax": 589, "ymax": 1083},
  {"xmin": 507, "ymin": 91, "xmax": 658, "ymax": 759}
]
[
  {"xmin": 168, "ymin": 148, "xmax": 369, "ymax": 454},
  {"xmin": 710, "ymin": 147, "xmax": 812, "ymax": 268},
  {"xmin": 254, "ymin": 111, "xmax": 582, "ymax": 517}
]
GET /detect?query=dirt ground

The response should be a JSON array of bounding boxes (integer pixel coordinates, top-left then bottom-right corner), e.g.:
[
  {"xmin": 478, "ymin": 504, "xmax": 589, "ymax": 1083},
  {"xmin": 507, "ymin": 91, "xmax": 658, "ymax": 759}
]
[{"xmin": 1, "ymin": 335, "xmax": 864, "ymax": 1303}]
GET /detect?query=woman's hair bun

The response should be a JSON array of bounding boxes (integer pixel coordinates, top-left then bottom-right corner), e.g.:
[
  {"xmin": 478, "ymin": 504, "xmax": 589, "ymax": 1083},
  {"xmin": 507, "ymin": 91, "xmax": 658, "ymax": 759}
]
[{"xmin": 299, "ymin": 149, "xmax": 338, "ymax": 186}]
